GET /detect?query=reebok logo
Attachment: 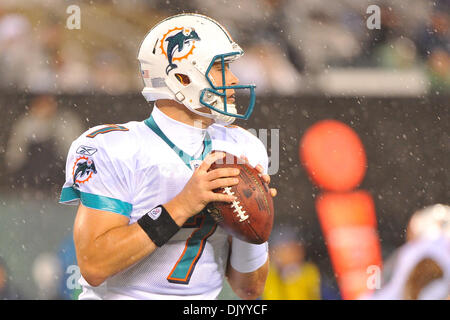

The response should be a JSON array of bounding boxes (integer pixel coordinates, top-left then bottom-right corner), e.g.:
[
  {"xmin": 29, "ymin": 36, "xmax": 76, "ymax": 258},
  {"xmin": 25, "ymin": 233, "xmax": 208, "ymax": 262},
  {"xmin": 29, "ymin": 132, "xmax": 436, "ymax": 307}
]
[{"xmin": 76, "ymin": 145, "xmax": 98, "ymax": 156}]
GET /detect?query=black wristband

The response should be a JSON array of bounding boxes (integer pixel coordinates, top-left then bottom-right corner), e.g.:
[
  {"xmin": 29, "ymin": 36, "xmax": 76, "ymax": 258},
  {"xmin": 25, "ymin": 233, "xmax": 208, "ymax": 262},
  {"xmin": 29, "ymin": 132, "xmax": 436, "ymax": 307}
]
[{"xmin": 137, "ymin": 205, "xmax": 180, "ymax": 247}]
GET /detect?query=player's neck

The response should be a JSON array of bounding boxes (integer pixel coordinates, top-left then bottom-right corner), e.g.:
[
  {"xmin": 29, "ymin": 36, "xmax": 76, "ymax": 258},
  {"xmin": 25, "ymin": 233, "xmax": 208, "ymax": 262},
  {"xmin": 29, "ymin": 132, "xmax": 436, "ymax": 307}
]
[{"xmin": 155, "ymin": 100, "xmax": 213, "ymax": 129}]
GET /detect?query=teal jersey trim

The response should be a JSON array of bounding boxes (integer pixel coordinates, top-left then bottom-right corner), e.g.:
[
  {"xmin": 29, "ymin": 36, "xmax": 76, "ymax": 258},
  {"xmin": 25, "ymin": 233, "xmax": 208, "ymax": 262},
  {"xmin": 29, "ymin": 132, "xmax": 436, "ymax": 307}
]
[
  {"xmin": 144, "ymin": 115, "xmax": 211, "ymax": 169},
  {"xmin": 59, "ymin": 187, "xmax": 132, "ymax": 217},
  {"xmin": 60, "ymin": 186, "xmax": 80, "ymax": 202}
]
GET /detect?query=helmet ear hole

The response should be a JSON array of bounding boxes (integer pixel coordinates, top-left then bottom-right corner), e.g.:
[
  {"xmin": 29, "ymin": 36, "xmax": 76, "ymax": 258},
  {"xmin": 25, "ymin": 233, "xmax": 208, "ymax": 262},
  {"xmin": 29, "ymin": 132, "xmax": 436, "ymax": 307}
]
[{"xmin": 175, "ymin": 73, "xmax": 191, "ymax": 86}]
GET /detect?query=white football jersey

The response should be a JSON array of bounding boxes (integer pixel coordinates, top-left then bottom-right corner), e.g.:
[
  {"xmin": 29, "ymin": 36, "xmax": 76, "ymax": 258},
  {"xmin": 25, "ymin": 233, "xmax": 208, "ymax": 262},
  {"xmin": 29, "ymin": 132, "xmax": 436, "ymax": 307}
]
[{"xmin": 59, "ymin": 105, "xmax": 268, "ymax": 299}]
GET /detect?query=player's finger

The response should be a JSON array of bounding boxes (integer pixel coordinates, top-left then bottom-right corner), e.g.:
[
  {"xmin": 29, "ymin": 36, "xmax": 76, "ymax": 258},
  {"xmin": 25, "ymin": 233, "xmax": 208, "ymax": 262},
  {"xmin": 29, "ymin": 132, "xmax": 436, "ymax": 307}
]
[
  {"xmin": 239, "ymin": 155, "xmax": 249, "ymax": 164},
  {"xmin": 198, "ymin": 151, "xmax": 226, "ymax": 172},
  {"xmin": 206, "ymin": 167, "xmax": 240, "ymax": 180},
  {"xmin": 270, "ymin": 188, "xmax": 277, "ymax": 197},
  {"xmin": 208, "ymin": 177, "xmax": 239, "ymax": 190},
  {"xmin": 255, "ymin": 164, "xmax": 264, "ymax": 174},
  {"xmin": 260, "ymin": 173, "xmax": 270, "ymax": 184},
  {"xmin": 209, "ymin": 191, "xmax": 236, "ymax": 203}
]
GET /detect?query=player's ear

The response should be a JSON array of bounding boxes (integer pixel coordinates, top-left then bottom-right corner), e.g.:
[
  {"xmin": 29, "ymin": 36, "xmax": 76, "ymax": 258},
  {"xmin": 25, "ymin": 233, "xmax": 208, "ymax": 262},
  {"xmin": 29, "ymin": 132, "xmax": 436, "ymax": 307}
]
[{"xmin": 175, "ymin": 73, "xmax": 191, "ymax": 86}]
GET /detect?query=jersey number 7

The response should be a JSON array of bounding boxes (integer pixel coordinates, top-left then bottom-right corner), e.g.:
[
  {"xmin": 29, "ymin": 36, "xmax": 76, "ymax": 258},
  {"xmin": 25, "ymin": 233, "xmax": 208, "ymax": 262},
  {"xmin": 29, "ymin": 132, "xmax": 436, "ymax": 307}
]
[
  {"xmin": 167, "ymin": 214, "xmax": 217, "ymax": 284},
  {"xmin": 86, "ymin": 124, "xmax": 129, "ymax": 138}
]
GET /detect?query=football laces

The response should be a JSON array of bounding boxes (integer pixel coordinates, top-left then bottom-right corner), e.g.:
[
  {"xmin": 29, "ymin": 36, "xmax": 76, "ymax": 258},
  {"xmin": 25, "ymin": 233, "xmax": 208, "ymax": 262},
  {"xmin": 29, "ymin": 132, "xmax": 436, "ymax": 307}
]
[{"xmin": 223, "ymin": 187, "xmax": 249, "ymax": 222}]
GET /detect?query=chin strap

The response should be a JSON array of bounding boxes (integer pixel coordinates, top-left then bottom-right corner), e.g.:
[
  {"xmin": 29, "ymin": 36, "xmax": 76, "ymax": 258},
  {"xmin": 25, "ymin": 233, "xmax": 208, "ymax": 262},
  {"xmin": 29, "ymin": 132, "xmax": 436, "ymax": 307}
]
[
  {"xmin": 210, "ymin": 105, "xmax": 236, "ymax": 125},
  {"xmin": 201, "ymin": 90, "xmax": 237, "ymax": 125},
  {"xmin": 160, "ymin": 76, "xmax": 237, "ymax": 125}
]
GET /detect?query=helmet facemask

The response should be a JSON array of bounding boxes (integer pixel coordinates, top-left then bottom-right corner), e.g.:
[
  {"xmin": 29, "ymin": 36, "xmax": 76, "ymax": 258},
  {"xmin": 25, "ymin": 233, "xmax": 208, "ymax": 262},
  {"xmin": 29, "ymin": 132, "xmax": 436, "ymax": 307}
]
[{"xmin": 199, "ymin": 52, "xmax": 256, "ymax": 125}]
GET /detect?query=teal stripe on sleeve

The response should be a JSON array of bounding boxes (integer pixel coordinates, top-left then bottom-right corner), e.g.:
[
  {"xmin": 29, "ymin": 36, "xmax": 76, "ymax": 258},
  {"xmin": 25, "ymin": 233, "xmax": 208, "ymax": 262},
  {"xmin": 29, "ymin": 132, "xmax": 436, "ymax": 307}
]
[
  {"xmin": 60, "ymin": 186, "xmax": 81, "ymax": 202},
  {"xmin": 59, "ymin": 187, "xmax": 132, "ymax": 217}
]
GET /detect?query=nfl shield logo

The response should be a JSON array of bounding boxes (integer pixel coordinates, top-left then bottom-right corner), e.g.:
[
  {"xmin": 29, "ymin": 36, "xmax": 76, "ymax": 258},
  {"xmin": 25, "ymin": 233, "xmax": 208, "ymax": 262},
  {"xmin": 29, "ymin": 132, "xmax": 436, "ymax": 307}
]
[{"xmin": 189, "ymin": 160, "xmax": 202, "ymax": 170}]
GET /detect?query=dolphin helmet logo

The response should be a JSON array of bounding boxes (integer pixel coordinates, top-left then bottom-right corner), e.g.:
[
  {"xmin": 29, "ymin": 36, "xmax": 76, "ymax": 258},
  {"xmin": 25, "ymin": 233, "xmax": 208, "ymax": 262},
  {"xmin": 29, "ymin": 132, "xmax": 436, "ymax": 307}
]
[
  {"xmin": 72, "ymin": 156, "xmax": 97, "ymax": 188},
  {"xmin": 160, "ymin": 27, "xmax": 200, "ymax": 75}
]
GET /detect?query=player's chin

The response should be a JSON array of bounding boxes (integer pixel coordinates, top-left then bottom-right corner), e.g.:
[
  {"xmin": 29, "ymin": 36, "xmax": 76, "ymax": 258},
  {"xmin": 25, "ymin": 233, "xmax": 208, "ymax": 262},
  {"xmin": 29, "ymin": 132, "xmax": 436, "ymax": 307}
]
[{"xmin": 227, "ymin": 94, "xmax": 236, "ymax": 103}]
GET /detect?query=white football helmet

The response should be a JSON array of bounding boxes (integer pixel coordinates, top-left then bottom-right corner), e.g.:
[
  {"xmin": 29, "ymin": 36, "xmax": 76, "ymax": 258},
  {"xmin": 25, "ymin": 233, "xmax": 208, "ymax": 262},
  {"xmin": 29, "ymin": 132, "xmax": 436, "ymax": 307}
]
[
  {"xmin": 137, "ymin": 13, "xmax": 256, "ymax": 125},
  {"xmin": 407, "ymin": 204, "xmax": 450, "ymax": 240}
]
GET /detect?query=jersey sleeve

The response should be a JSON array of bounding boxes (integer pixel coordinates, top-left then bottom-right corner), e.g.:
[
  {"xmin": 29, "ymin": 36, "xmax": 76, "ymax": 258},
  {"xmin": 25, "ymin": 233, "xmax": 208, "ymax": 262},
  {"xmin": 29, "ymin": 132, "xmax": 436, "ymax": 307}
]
[
  {"xmin": 241, "ymin": 129, "xmax": 269, "ymax": 175},
  {"xmin": 59, "ymin": 132, "xmax": 133, "ymax": 218}
]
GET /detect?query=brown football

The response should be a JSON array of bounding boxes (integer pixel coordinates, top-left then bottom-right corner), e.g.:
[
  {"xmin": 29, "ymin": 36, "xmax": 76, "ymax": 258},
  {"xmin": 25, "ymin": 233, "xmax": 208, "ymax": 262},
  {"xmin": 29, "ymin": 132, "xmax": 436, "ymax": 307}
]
[{"xmin": 206, "ymin": 151, "xmax": 274, "ymax": 244}]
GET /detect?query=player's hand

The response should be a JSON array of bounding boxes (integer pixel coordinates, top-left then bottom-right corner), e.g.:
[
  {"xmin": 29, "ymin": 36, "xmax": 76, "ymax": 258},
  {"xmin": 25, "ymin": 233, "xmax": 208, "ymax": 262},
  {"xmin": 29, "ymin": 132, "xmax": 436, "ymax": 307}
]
[
  {"xmin": 166, "ymin": 152, "xmax": 240, "ymax": 220},
  {"xmin": 240, "ymin": 155, "xmax": 277, "ymax": 198}
]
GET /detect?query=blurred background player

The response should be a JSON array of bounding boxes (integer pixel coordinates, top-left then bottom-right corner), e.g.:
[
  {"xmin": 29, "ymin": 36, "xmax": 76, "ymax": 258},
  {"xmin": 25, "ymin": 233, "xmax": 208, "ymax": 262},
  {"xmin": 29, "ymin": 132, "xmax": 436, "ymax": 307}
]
[
  {"xmin": 262, "ymin": 226, "xmax": 321, "ymax": 300},
  {"xmin": 0, "ymin": 256, "xmax": 23, "ymax": 300},
  {"xmin": 31, "ymin": 252, "xmax": 64, "ymax": 300},
  {"xmin": 5, "ymin": 94, "xmax": 82, "ymax": 197},
  {"xmin": 367, "ymin": 204, "xmax": 450, "ymax": 300}
]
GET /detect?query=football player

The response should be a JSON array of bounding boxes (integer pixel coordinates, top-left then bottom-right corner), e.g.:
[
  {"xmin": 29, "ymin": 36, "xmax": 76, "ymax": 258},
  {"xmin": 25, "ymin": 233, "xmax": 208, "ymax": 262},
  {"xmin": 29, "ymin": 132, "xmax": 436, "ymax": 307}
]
[
  {"xmin": 59, "ymin": 13, "xmax": 276, "ymax": 299},
  {"xmin": 365, "ymin": 204, "xmax": 450, "ymax": 300}
]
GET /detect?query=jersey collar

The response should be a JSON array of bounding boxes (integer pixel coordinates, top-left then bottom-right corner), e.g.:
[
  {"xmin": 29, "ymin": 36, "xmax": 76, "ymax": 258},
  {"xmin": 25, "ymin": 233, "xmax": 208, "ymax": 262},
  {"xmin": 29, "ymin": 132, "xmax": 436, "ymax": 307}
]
[{"xmin": 144, "ymin": 106, "xmax": 211, "ymax": 170}]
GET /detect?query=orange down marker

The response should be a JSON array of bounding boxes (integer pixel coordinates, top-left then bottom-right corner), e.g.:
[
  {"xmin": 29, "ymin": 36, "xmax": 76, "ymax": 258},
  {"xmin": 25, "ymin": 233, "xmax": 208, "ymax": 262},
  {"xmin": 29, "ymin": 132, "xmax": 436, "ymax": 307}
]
[{"xmin": 300, "ymin": 120, "xmax": 383, "ymax": 299}]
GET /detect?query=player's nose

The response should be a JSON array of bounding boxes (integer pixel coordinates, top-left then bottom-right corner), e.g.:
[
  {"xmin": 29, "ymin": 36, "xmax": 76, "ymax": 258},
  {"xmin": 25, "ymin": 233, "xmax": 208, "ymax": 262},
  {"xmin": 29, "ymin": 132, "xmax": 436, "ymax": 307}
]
[{"xmin": 227, "ymin": 69, "xmax": 239, "ymax": 86}]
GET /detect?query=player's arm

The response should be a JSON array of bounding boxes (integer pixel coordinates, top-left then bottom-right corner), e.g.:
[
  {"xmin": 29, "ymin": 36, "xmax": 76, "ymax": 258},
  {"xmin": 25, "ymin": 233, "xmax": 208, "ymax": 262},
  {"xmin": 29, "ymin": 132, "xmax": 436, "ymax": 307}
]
[
  {"xmin": 225, "ymin": 239, "xmax": 270, "ymax": 300},
  {"xmin": 74, "ymin": 205, "xmax": 156, "ymax": 287},
  {"xmin": 225, "ymin": 162, "xmax": 275, "ymax": 299},
  {"xmin": 74, "ymin": 151, "xmax": 238, "ymax": 287}
]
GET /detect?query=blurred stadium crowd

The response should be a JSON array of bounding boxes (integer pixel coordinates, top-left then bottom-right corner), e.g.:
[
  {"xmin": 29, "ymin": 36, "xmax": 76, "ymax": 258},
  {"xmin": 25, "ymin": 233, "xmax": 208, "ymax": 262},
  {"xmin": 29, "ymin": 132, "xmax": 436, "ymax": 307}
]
[{"xmin": 0, "ymin": 0, "xmax": 448, "ymax": 95}]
